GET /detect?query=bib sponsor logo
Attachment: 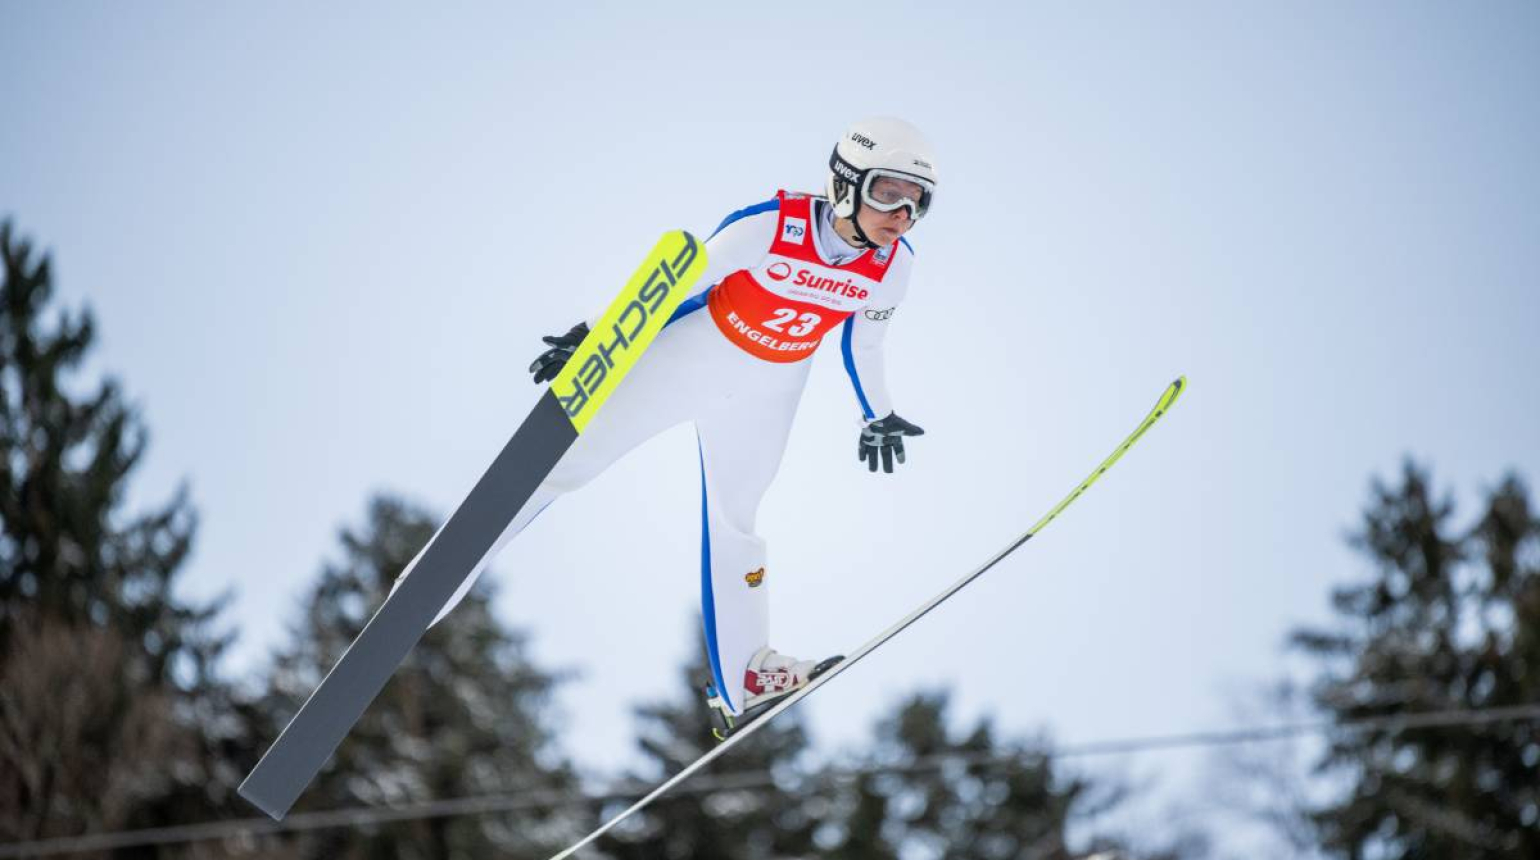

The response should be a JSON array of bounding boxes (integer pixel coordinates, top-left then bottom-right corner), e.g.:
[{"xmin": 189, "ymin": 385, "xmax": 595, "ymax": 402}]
[
  {"xmin": 781, "ymin": 217, "xmax": 807, "ymax": 244},
  {"xmin": 766, "ymin": 262, "xmax": 793, "ymax": 281},
  {"xmin": 874, "ymin": 245, "xmax": 892, "ymax": 266},
  {"xmin": 791, "ymin": 268, "xmax": 869, "ymax": 300},
  {"xmin": 864, "ymin": 307, "xmax": 894, "ymax": 321}
]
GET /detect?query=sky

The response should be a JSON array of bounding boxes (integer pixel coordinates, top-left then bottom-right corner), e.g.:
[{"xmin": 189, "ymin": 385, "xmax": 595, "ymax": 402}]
[{"xmin": 3, "ymin": 2, "xmax": 1537, "ymax": 855}]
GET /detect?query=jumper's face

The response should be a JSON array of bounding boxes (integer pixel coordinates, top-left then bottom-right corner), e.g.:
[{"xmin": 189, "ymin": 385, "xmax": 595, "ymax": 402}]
[{"xmin": 856, "ymin": 202, "xmax": 913, "ymax": 247}]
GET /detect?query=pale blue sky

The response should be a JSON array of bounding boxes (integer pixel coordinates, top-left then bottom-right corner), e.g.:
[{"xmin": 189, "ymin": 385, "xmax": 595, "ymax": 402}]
[{"xmin": 4, "ymin": 2, "xmax": 1537, "ymax": 854}]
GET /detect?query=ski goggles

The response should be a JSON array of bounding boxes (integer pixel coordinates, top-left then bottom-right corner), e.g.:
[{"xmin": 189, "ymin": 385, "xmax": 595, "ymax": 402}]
[{"xmin": 860, "ymin": 170, "xmax": 934, "ymax": 220}]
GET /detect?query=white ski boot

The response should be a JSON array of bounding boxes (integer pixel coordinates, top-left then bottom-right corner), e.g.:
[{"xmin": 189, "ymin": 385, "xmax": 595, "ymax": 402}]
[{"xmin": 705, "ymin": 646, "xmax": 843, "ymax": 741}]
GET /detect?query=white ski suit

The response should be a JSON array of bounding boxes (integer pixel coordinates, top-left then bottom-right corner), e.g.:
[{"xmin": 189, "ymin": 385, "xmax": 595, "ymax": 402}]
[{"xmin": 409, "ymin": 190, "xmax": 915, "ymax": 715}]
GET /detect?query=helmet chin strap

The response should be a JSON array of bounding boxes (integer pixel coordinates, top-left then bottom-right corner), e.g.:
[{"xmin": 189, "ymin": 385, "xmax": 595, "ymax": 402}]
[
  {"xmin": 848, "ymin": 214, "xmax": 880, "ymax": 249},
  {"xmin": 838, "ymin": 189, "xmax": 881, "ymax": 250}
]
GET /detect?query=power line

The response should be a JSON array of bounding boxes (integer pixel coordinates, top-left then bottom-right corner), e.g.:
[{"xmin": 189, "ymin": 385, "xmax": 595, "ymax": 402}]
[
  {"xmin": 3, "ymin": 702, "xmax": 1537, "ymax": 859},
  {"xmin": 1051, "ymin": 701, "xmax": 1540, "ymax": 757}
]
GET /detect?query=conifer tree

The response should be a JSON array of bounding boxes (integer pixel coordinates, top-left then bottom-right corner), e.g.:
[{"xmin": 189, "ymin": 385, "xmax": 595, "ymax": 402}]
[
  {"xmin": 594, "ymin": 626, "xmax": 821, "ymax": 860},
  {"xmin": 0, "ymin": 220, "xmax": 215, "ymax": 676},
  {"xmin": 1292, "ymin": 463, "xmax": 1540, "ymax": 858},
  {"xmin": 0, "ymin": 221, "xmax": 239, "ymax": 850},
  {"xmin": 258, "ymin": 495, "xmax": 578, "ymax": 859}
]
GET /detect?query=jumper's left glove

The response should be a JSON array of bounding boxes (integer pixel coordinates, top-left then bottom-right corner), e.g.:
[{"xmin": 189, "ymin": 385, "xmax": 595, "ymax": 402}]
[
  {"xmin": 858, "ymin": 412, "xmax": 925, "ymax": 474},
  {"xmin": 528, "ymin": 322, "xmax": 590, "ymax": 384}
]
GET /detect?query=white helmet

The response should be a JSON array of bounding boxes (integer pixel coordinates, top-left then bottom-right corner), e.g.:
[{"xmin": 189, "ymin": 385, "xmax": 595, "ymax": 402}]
[{"xmin": 826, "ymin": 117, "xmax": 938, "ymax": 247}]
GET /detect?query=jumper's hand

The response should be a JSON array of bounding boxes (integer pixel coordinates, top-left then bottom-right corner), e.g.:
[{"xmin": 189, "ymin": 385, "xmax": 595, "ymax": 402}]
[
  {"xmin": 529, "ymin": 322, "xmax": 590, "ymax": 384},
  {"xmin": 858, "ymin": 412, "xmax": 925, "ymax": 474}
]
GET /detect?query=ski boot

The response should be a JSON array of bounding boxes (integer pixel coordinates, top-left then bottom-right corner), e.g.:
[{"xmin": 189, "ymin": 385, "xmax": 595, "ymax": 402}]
[{"xmin": 704, "ymin": 647, "xmax": 844, "ymax": 741}]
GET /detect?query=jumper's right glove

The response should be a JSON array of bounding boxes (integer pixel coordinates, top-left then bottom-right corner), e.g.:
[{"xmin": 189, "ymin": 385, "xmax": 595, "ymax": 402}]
[
  {"xmin": 528, "ymin": 322, "xmax": 590, "ymax": 384},
  {"xmin": 858, "ymin": 412, "xmax": 925, "ymax": 474}
]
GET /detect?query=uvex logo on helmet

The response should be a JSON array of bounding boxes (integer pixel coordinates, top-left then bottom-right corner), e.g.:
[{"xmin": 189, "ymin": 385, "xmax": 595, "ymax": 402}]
[
  {"xmin": 832, "ymin": 161, "xmax": 861, "ymax": 183},
  {"xmin": 850, "ymin": 133, "xmax": 877, "ymax": 150},
  {"xmin": 766, "ymin": 262, "xmax": 792, "ymax": 281}
]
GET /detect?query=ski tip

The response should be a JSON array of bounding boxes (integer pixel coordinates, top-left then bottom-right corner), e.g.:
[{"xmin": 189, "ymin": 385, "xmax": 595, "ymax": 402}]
[{"xmin": 1159, "ymin": 376, "xmax": 1187, "ymax": 412}]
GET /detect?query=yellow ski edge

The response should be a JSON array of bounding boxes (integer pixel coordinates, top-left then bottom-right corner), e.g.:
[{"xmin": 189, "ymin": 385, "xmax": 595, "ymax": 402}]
[
  {"xmin": 550, "ymin": 230, "xmax": 708, "ymax": 433},
  {"xmin": 1024, "ymin": 376, "xmax": 1186, "ymax": 537}
]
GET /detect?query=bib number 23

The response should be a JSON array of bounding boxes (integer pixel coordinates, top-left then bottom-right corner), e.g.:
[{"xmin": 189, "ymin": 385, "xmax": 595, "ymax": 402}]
[{"xmin": 763, "ymin": 308, "xmax": 822, "ymax": 337}]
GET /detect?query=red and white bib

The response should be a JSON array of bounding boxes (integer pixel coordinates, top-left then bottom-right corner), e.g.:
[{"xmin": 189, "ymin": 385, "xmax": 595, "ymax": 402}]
[{"xmin": 708, "ymin": 190, "xmax": 898, "ymax": 363}]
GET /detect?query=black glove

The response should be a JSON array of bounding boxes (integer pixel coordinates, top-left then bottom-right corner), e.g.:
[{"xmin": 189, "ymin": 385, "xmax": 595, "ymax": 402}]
[
  {"xmin": 529, "ymin": 322, "xmax": 590, "ymax": 384},
  {"xmin": 858, "ymin": 412, "xmax": 925, "ymax": 474}
]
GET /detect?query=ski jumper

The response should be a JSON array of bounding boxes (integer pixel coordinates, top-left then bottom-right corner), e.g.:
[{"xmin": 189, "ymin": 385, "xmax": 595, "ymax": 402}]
[{"xmin": 399, "ymin": 191, "xmax": 915, "ymax": 715}]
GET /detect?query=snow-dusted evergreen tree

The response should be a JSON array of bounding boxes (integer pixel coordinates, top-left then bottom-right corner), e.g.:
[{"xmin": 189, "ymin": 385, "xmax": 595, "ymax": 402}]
[
  {"xmin": 0, "ymin": 221, "xmax": 205, "ymax": 655},
  {"xmin": 258, "ymin": 495, "xmax": 578, "ymax": 859},
  {"xmin": 0, "ymin": 220, "xmax": 242, "ymax": 851},
  {"xmin": 590, "ymin": 627, "xmax": 1195, "ymax": 859},
  {"xmin": 592, "ymin": 622, "xmax": 822, "ymax": 859},
  {"xmin": 820, "ymin": 691, "xmax": 1199, "ymax": 860},
  {"xmin": 1292, "ymin": 463, "xmax": 1540, "ymax": 858}
]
